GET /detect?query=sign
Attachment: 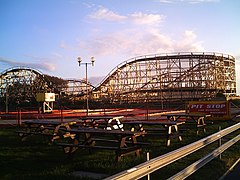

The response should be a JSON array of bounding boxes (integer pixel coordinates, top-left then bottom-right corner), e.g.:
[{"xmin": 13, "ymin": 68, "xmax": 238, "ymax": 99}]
[
  {"xmin": 188, "ymin": 101, "xmax": 228, "ymax": 115},
  {"xmin": 36, "ymin": 93, "xmax": 55, "ymax": 102}
]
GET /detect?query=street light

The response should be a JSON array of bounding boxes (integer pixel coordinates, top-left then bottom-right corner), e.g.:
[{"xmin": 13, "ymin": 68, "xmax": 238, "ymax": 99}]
[
  {"xmin": 77, "ymin": 56, "xmax": 95, "ymax": 116},
  {"xmin": 5, "ymin": 76, "xmax": 10, "ymax": 113},
  {"xmin": 6, "ymin": 82, "xmax": 8, "ymax": 113}
]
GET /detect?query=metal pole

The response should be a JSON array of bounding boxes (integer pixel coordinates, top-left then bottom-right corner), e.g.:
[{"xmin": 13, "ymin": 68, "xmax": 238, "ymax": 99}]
[
  {"xmin": 219, "ymin": 126, "xmax": 222, "ymax": 159},
  {"xmin": 6, "ymin": 82, "xmax": 8, "ymax": 113},
  {"xmin": 61, "ymin": 106, "xmax": 63, "ymax": 123},
  {"xmin": 78, "ymin": 57, "xmax": 95, "ymax": 116},
  {"xmin": 17, "ymin": 107, "xmax": 22, "ymax": 127},
  {"xmin": 147, "ymin": 152, "xmax": 150, "ymax": 180},
  {"xmin": 86, "ymin": 63, "xmax": 89, "ymax": 116}
]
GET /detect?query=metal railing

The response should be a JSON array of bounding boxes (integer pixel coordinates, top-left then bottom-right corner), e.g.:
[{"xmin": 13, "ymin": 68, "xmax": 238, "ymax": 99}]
[{"xmin": 104, "ymin": 122, "xmax": 240, "ymax": 180}]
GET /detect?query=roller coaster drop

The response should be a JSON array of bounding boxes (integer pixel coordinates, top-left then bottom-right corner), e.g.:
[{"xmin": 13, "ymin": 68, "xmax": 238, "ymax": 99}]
[{"xmin": 0, "ymin": 52, "xmax": 236, "ymax": 109}]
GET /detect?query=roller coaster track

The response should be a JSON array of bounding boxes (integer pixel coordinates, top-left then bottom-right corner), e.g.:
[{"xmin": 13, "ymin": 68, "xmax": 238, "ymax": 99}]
[
  {"xmin": 93, "ymin": 52, "xmax": 236, "ymax": 104},
  {"xmin": 0, "ymin": 67, "xmax": 52, "ymax": 103},
  {"xmin": 0, "ymin": 52, "xmax": 236, "ymax": 107},
  {"xmin": 0, "ymin": 67, "xmax": 94, "ymax": 107}
]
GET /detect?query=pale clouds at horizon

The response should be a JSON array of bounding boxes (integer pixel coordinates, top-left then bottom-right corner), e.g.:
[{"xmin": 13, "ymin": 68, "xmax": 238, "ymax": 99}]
[{"xmin": 75, "ymin": 6, "xmax": 205, "ymax": 59}]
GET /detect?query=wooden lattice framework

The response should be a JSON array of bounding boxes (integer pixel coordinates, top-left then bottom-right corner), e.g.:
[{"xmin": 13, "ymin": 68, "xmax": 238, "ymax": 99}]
[
  {"xmin": 59, "ymin": 79, "xmax": 94, "ymax": 96},
  {"xmin": 0, "ymin": 52, "xmax": 236, "ymax": 108},
  {"xmin": 0, "ymin": 67, "xmax": 51, "ymax": 104},
  {"xmin": 93, "ymin": 52, "xmax": 236, "ymax": 105},
  {"xmin": 0, "ymin": 68, "xmax": 94, "ymax": 107}
]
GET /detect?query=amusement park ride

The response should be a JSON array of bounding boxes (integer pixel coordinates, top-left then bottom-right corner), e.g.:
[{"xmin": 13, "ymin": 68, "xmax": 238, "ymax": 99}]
[{"xmin": 0, "ymin": 52, "xmax": 237, "ymax": 112}]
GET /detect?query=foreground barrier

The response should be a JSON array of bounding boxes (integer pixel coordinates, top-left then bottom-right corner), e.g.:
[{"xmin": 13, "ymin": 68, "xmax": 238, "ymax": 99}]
[{"xmin": 104, "ymin": 122, "xmax": 240, "ymax": 180}]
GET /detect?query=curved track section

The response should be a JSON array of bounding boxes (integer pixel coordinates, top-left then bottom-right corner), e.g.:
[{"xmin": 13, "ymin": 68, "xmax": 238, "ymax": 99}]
[
  {"xmin": 0, "ymin": 67, "xmax": 52, "ymax": 105},
  {"xmin": 94, "ymin": 52, "xmax": 236, "ymax": 104},
  {"xmin": 0, "ymin": 67, "xmax": 95, "ymax": 108},
  {"xmin": 0, "ymin": 52, "xmax": 236, "ymax": 108},
  {"xmin": 59, "ymin": 79, "xmax": 95, "ymax": 96}
]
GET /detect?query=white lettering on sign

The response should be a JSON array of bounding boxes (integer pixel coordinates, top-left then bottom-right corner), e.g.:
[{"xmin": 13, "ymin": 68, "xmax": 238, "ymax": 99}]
[
  {"xmin": 206, "ymin": 104, "xmax": 225, "ymax": 109},
  {"xmin": 189, "ymin": 101, "xmax": 228, "ymax": 115},
  {"xmin": 191, "ymin": 104, "xmax": 204, "ymax": 108}
]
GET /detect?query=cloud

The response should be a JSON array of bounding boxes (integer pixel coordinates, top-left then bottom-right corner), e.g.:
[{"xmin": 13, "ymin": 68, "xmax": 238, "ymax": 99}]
[
  {"xmin": 79, "ymin": 7, "xmax": 204, "ymax": 67},
  {"xmin": 84, "ymin": 7, "xmax": 185, "ymax": 57},
  {"xmin": 88, "ymin": 7, "xmax": 127, "ymax": 21},
  {"xmin": 79, "ymin": 27, "xmax": 204, "ymax": 58},
  {"xmin": 0, "ymin": 57, "xmax": 56, "ymax": 71},
  {"xmin": 59, "ymin": 41, "xmax": 69, "ymax": 49},
  {"xmin": 89, "ymin": 7, "xmax": 165, "ymax": 25},
  {"xmin": 157, "ymin": 0, "xmax": 175, "ymax": 3},
  {"xmin": 235, "ymin": 54, "xmax": 240, "ymax": 61},
  {"xmin": 174, "ymin": 30, "xmax": 204, "ymax": 52},
  {"xmin": 157, "ymin": 0, "xmax": 219, "ymax": 4},
  {"xmin": 129, "ymin": 12, "xmax": 165, "ymax": 25},
  {"xmin": 82, "ymin": 2, "xmax": 96, "ymax": 8}
]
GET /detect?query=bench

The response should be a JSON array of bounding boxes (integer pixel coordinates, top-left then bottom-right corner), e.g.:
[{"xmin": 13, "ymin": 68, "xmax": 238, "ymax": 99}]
[
  {"xmin": 56, "ymin": 142, "xmax": 143, "ymax": 162},
  {"xmin": 16, "ymin": 130, "xmax": 53, "ymax": 137},
  {"xmin": 16, "ymin": 120, "xmax": 76, "ymax": 141},
  {"xmin": 122, "ymin": 120, "xmax": 185, "ymax": 146},
  {"xmin": 55, "ymin": 128, "xmax": 147, "ymax": 161},
  {"xmin": 78, "ymin": 116, "xmax": 125, "ymax": 131},
  {"xmin": 161, "ymin": 113, "xmax": 211, "ymax": 134}
]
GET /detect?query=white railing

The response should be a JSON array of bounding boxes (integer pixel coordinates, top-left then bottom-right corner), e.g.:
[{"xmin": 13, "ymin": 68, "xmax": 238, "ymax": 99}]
[{"xmin": 104, "ymin": 122, "xmax": 240, "ymax": 180}]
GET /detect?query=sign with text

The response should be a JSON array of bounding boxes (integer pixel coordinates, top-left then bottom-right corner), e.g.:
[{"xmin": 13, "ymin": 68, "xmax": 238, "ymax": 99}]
[
  {"xmin": 36, "ymin": 93, "xmax": 55, "ymax": 102},
  {"xmin": 188, "ymin": 101, "xmax": 228, "ymax": 115}
]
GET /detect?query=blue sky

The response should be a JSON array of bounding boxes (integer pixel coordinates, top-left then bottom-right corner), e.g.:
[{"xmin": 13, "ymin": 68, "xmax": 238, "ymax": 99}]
[{"xmin": 0, "ymin": 0, "xmax": 240, "ymax": 94}]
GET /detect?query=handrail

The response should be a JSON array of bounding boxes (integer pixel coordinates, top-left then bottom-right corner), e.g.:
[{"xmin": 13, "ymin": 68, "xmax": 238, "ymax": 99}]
[
  {"xmin": 104, "ymin": 122, "xmax": 240, "ymax": 180},
  {"xmin": 168, "ymin": 133, "xmax": 240, "ymax": 179}
]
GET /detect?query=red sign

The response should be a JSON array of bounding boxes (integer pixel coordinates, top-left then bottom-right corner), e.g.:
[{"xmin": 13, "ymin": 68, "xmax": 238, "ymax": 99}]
[{"xmin": 189, "ymin": 101, "xmax": 228, "ymax": 115}]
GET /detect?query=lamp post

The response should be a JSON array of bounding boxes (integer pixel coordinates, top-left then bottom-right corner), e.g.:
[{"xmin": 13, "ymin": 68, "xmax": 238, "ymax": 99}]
[
  {"xmin": 77, "ymin": 57, "xmax": 95, "ymax": 116},
  {"xmin": 5, "ymin": 76, "xmax": 10, "ymax": 114},
  {"xmin": 6, "ymin": 82, "xmax": 8, "ymax": 113}
]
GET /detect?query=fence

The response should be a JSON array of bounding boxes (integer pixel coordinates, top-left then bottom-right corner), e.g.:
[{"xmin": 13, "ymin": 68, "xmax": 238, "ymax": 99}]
[{"xmin": 104, "ymin": 122, "xmax": 240, "ymax": 180}]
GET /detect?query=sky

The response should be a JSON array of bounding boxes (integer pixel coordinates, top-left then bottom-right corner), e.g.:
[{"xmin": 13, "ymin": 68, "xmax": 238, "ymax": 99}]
[{"xmin": 0, "ymin": 0, "xmax": 240, "ymax": 94}]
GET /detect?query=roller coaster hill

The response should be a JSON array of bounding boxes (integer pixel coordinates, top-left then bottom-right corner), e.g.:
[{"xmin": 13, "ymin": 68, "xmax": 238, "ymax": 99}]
[{"xmin": 0, "ymin": 52, "xmax": 238, "ymax": 112}]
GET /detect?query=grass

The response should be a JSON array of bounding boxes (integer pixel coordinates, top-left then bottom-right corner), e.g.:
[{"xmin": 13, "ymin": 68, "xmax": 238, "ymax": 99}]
[{"xmin": 0, "ymin": 119, "xmax": 240, "ymax": 180}]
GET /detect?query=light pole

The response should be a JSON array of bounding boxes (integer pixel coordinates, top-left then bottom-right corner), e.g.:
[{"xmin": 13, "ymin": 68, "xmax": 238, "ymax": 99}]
[
  {"xmin": 5, "ymin": 76, "xmax": 10, "ymax": 113},
  {"xmin": 6, "ymin": 82, "xmax": 8, "ymax": 113},
  {"xmin": 77, "ymin": 56, "xmax": 95, "ymax": 116}
]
